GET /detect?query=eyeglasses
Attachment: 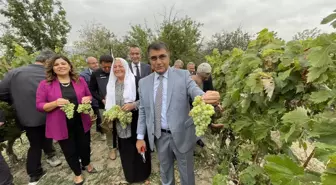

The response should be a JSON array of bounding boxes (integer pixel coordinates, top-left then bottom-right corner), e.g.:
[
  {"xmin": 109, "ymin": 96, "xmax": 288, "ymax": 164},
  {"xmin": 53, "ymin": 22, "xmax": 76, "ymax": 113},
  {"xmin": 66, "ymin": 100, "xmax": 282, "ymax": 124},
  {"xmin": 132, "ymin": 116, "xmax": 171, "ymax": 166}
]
[{"xmin": 149, "ymin": 54, "xmax": 167, "ymax": 61}]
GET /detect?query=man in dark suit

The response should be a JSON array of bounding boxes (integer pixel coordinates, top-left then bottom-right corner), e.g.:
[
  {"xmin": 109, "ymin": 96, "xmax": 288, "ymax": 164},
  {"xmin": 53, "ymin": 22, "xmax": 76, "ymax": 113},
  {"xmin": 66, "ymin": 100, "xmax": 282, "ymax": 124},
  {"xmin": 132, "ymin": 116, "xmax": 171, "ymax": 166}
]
[{"xmin": 128, "ymin": 45, "xmax": 151, "ymax": 91}]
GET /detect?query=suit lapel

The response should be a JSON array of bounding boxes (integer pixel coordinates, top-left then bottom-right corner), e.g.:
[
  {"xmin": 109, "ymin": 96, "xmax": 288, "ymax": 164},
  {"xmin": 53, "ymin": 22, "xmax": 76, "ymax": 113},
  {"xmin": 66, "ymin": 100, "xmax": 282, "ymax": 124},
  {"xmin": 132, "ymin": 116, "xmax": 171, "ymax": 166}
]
[
  {"xmin": 140, "ymin": 62, "xmax": 146, "ymax": 78},
  {"xmin": 166, "ymin": 68, "xmax": 174, "ymax": 110},
  {"xmin": 148, "ymin": 74, "xmax": 154, "ymax": 105},
  {"xmin": 52, "ymin": 80, "xmax": 62, "ymax": 100},
  {"xmin": 129, "ymin": 63, "xmax": 134, "ymax": 74}
]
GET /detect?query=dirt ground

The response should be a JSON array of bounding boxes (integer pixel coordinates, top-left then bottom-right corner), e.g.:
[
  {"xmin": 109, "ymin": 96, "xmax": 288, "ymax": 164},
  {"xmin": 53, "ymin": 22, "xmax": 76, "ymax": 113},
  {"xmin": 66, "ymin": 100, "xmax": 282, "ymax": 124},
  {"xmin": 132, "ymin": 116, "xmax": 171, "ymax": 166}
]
[{"xmin": 2, "ymin": 130, "xmax": 217, "ymax": 185}]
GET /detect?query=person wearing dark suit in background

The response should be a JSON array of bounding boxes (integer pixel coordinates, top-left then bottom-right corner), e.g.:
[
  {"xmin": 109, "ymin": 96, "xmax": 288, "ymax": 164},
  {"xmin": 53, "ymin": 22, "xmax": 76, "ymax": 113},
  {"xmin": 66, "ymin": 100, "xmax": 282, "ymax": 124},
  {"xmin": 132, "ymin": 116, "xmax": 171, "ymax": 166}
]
[
  {"xmin": 89, "ymin": 55, "xmax": 118, "ymax": 160},
  {"xmin": 128, "ymin": 45, "xmax": 151, "ymax": 93},
  {"xmin": 0, "ymin": 109, "xmax": 14, "ymax": 185}
]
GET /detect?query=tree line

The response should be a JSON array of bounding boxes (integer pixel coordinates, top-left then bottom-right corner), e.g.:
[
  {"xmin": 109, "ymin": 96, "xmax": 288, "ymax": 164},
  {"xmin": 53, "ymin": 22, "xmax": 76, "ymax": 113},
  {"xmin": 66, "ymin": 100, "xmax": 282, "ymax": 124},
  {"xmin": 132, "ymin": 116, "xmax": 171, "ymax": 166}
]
[{"xmin": 1, "ymin": 0, "xmax": 333, "ymax": 67}]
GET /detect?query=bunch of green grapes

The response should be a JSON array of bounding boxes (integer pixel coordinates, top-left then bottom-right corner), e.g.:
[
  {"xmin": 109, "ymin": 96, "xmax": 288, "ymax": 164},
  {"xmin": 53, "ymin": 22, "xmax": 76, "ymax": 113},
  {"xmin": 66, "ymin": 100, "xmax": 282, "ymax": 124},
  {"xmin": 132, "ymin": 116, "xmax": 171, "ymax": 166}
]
[
  {"xmin": 119, "ymin": 112, "xmax": 133, "ymax": 129},
  {"xmin": 103, "ymin": 105, "xmax": 132, "ymax": 129},
  {"xmin": 77, "ymin": 103, "xmax": 92, "ymax": 114},
  {"xmin": 61, "ymin": 103, "xmax": 75, "ymax": 119},
  {"xmin": 189, "ymin": 96, "xmax": 215, "ymax": 136}
]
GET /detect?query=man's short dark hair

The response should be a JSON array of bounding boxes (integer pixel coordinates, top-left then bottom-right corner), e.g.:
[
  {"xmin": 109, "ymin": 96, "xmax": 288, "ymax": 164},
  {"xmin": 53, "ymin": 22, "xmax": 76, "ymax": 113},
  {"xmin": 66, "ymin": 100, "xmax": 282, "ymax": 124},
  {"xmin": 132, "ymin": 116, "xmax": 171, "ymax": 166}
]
[
  {"xmin": 99, "ymin": 55, "xmax": 113, "ymax": 64},
  {"xmin": 35, "ymin": 49, "xmax": 55, "ymax": 63},
  {"xmin": 147, "ymin": 41, "xmax": 169, "ymax": 55}
]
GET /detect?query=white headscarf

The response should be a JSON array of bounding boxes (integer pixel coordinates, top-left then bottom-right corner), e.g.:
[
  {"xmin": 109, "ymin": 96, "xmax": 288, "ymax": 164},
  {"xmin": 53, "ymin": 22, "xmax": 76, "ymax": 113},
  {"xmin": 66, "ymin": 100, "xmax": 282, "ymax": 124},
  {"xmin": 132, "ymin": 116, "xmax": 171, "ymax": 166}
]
[{"xmin": 105, "ymin": 58, "xmax": 136, "ymax": 110}]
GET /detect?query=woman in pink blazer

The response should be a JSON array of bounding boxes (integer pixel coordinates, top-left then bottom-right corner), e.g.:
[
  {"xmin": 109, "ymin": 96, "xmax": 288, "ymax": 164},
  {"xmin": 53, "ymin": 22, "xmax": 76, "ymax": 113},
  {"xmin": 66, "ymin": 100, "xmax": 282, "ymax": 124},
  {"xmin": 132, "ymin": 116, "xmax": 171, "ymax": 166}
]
[{"xmin": 36, "ymin": 55, "xmax": 96, "ymax": 185}]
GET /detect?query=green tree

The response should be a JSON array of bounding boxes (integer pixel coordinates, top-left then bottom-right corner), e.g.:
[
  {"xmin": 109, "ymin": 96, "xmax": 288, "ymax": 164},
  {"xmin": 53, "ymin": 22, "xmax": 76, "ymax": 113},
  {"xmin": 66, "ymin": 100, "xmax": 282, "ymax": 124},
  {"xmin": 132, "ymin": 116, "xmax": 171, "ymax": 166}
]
[
  {"xmin": 0, "ymin": 0, "xmax": 71, "ymax": 55},
  {"xmin": 292, "ymin": 27, "xmax": 321, "ymax": 40},
  {"xmin": 158, "ymin": 16, "xmax": 204, "ymax": 65},
  {"xmin": 124, "ymin": 24, "xmax": 156, "ymax": 61},
  {"xmin": 206, "ymin": 27, "xmax": 251, "ymax": 54},
  {"xmin": 74, "ymin": 22, "xmax": 128, "ymax": 59}
]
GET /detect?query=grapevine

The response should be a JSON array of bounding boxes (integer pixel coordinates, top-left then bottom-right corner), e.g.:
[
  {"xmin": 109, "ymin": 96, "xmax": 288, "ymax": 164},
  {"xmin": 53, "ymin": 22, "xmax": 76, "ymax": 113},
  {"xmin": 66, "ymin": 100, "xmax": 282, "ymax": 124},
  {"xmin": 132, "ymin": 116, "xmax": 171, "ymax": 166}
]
[
  {"xmin": 207, "ymin": 25, "xmax": 336, "ymax": 184},
  {"xmin": 77, "ymin": 103, "xmax": 92, "ymax": 114},
  {"xmin": 189, "ymin": 96, "xmax": 215, "ymax": 136},
  {"xmin": 60, "ymin": 103, "xmax": 75, "ymax": 119},
  {"xmin": 103, "ymin": 105, "xmax": 132, "ymax": 129}
]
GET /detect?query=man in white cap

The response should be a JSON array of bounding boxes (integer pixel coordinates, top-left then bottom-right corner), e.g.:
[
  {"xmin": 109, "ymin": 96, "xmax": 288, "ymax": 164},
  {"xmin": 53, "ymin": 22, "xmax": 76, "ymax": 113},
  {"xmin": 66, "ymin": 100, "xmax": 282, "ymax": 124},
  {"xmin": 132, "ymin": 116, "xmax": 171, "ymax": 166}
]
[{"xmin": 191, "ymin": 62, "xmax": 212, "ymax": 88}]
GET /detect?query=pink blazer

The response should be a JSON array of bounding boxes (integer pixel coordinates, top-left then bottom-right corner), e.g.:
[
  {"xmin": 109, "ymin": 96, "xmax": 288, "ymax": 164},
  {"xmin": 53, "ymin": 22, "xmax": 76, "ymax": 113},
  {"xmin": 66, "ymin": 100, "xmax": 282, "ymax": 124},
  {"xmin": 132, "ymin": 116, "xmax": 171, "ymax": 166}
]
[{"xmin": 36, "ymin": 77, "xmax": 92, "ymax": 140}]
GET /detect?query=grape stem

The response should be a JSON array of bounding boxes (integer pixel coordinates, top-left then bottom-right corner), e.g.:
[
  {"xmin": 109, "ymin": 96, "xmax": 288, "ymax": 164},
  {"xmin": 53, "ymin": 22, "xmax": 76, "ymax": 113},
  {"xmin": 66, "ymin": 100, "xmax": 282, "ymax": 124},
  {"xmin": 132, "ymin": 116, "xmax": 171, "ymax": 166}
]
[{"xmin": 303, "ymin": 148, "xmax": 315, "ymax": 169}]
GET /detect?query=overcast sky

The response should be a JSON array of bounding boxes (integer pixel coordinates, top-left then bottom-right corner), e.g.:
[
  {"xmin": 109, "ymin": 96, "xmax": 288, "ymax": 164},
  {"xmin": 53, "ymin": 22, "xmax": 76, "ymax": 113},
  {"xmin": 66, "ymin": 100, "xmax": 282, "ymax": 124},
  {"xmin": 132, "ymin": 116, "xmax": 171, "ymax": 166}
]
[{"xmin": 2, "ymin": 0, "xmax": 336, "ymax": 46}]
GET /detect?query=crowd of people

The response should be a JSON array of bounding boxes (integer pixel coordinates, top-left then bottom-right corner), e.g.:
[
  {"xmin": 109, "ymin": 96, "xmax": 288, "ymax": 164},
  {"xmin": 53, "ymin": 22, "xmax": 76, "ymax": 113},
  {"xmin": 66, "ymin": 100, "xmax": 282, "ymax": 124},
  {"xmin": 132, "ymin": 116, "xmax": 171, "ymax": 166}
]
[{"xmin": 0, "ymin": 41, "xmax": 220, "ymax": 185}]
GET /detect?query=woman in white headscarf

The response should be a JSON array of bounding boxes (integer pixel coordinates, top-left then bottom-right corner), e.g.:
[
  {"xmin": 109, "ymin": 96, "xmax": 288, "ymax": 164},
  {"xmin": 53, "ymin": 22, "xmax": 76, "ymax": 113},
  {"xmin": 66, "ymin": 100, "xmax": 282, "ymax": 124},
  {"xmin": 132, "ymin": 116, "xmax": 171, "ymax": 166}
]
[{"xmin": 105, "ymin": 58, "xmax": 151, "ymax": 183}]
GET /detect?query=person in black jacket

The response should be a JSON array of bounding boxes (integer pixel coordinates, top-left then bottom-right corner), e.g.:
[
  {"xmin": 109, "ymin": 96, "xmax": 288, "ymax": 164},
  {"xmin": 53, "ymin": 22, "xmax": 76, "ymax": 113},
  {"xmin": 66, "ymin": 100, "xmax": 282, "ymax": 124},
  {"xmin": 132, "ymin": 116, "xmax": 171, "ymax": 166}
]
[
  {"xmin": 89, "ymin": 55, "xmax": 118, "ymax": 160},
  {"xmin": 0, "ymin": 110, "xmax": 14, "ymax": 185},
  {"xmin": 0, "ymin": 49, "xmax": 61, "ymax": 185}
]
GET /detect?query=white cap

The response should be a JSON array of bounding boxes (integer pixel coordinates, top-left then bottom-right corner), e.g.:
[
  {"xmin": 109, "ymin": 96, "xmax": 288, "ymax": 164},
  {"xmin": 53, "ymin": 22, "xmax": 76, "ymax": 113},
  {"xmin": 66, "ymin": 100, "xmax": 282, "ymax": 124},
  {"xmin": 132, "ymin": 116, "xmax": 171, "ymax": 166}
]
[{"xmin": 197, "ymin": 63, "xmax": 212, "ymax": 73}]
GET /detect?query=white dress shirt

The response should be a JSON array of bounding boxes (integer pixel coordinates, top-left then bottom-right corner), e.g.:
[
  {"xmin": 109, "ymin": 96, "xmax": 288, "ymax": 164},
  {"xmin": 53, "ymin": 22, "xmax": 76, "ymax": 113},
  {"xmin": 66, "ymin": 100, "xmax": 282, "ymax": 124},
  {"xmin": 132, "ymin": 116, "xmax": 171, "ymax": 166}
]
[
  {"xmin": 131, "ymin": 62, "xmax": 141, "ymax": 77},
  {"xmin": 137, "ymin": 69, "xmax": 169, "ymax": 140}
]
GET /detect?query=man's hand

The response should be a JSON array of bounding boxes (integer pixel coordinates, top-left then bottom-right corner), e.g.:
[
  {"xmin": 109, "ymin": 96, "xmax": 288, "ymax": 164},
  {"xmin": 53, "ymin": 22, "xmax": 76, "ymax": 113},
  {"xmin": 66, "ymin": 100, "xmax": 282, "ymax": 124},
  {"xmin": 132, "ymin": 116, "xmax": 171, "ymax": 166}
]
[
  {"xmin": 122, "ymin": 103, "xmax": 136, "ymax": 112},
  {"xmin": 202, "ymin": 91, "xmax": 220, "ymax": 105},
  {"xmin": 102, "ymin": 99, "xmax": 106, "ymax": 105},
  {"xmin": 136, "ymin": 140, "xmax": 146, "ymax": 153},
  {"xmin": 0, "ymin": 122, "xmax": 4, "ymax": 127}
]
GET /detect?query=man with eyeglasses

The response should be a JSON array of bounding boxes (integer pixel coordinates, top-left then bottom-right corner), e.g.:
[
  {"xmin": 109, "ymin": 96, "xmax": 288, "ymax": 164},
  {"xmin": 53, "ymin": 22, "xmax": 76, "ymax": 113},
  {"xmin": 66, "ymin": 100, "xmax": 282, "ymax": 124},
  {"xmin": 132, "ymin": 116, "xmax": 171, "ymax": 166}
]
[
  {"xmin": 89, "ymin": 55, "xmax": 118, "ymax": 160},
  {"xmin": 136, "ymin": 41, "xmax": 220, "ymax": 185}
]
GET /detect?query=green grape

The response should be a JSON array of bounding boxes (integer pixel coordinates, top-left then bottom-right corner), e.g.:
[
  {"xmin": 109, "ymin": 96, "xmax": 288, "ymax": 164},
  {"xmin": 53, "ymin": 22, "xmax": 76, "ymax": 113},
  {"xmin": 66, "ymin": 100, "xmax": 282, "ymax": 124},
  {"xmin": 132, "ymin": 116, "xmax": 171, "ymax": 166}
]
[
  {"xmin": 189, "ymin": 96, "xmax": 215, "ymax": 137},
  {"xmin": 103, "ymin": 105, "xmax": 133, "ymax": 129},
  {"xmin": 60, "ymin": 103, "xmax": 75, "ymax": 119},
  {"xmin": 77, "ymin": 103, "xmax": 92, "ymax": 114}
]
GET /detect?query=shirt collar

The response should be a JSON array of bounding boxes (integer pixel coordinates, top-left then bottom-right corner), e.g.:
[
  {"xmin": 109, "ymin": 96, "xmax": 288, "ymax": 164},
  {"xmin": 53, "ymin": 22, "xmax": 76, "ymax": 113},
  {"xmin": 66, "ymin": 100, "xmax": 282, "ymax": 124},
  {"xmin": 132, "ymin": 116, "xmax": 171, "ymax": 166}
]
[
  {"xmin": 154, "ymin": 68, "xmax": 169, "ymax": 80},
  {"xmin": 131, "ymin": 62, "xmax": 141, "ymax": 67}
]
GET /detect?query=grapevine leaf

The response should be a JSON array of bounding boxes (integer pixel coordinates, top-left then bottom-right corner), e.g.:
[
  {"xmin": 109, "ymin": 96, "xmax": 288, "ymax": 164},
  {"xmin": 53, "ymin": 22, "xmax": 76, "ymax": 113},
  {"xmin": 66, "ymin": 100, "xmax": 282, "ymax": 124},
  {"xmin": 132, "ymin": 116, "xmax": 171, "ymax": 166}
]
[
  {"xmin": 296, "ymin": 83, "xmax": 305, "ymax": 93},
  {"xmin": 321, "ymin": 173, "xmax": 336, "ymax": 185},
  {"xmin": 246, "ymin": 71, "xmax": 264, "ymax": 93},
  {"xmin": 281, "ymin": 107, "xmax": 310, "ymax": 124},
  {"xmin": 212, "ymin": 174, "xmax": 227, "ymax": 185},
  {"xmin": 283, "ymin": 124, "xmax": 297, "ymax": 143},
  {"xmin": 232, "ymin": 118, "xmax": 252, "ymax": 132},
  {"xmin": 314, "ymin": 142, "xmax": 336, "ymax": 163},
  {"xmin": 278, "ymin": 68, "xmax": 293, "ymax": 81},
  {"xmin": 239, "ymin": 165, "xmax": 264, "ymax": 185},
  {"xmin": 254, "ymin": 121, "xmax": 272, "ymax": 141},
  {"xmin": 307, "ymin": 47, "xmax": 332, "ymax": 68},
  {"xmin": 264, "ymin": 155, "xmax": 304, "ymax": 185},
  {"xmin": 309, "ymin": 90, "xmax": 334, "ymax": 104},
  {"xmin": 321, "ymin": 154, "xmax": 336, "ymax": 185},
  {"xmin": 261, "ymin": 78, "xmax": 275, "ymax": 99},
  {"xmin": 331, "ymin": 20, "xmax": 336, "ymax": 29},
  {"xmin": 321, "ymin": 13, "xmax": 336, "ymax": 24},
  {"xmin": 310, "ymin": 111, "xmax": 336, "ymax": 145},
  {"xmin": 238, "ymin": 145, "xmax": 253, "ymax": 162},
  {"xmin": 307, "ymin": 66, "xmax": 328, "ymax": 82}
]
